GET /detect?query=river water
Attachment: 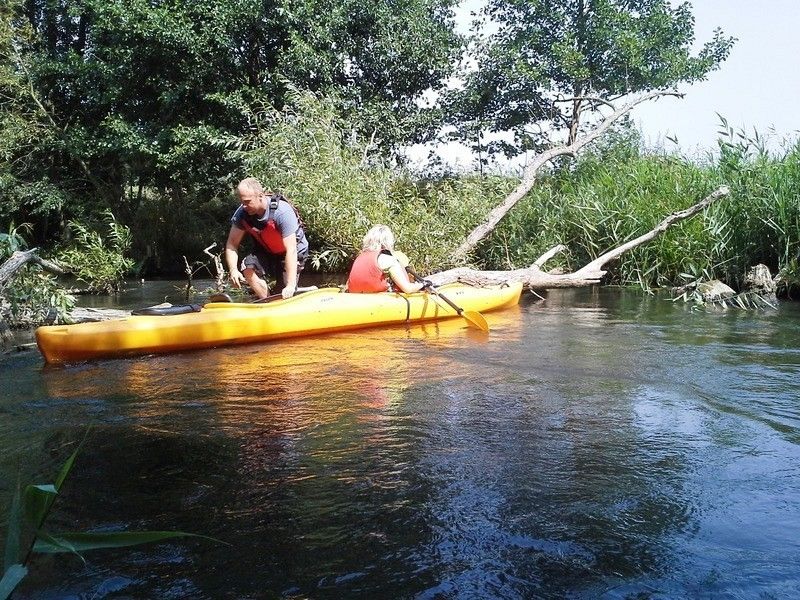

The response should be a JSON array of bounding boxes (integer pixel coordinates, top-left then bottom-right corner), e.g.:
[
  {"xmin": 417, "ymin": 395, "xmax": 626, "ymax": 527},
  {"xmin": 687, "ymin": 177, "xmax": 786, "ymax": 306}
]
[{"xmin": 1, "ymin": 282, "xmax": 799, "ymax": 598}]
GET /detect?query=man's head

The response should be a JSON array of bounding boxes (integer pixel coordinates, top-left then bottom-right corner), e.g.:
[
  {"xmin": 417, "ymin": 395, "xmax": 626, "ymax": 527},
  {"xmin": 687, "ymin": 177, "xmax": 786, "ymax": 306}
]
[{"xmin": 236, "ymin": 177, "xmax": 267, "ymax": 216}]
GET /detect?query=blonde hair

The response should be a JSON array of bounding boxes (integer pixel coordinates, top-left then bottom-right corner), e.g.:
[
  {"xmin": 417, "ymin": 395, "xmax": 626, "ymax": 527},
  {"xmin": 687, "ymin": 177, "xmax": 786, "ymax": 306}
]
[
  {"xmin": 361, "ymin": 224, "xmax": 396, "ymax": 252},
  {"xmin": 237, "ymin": 177, "xmax": 265, "ymax": 196}
]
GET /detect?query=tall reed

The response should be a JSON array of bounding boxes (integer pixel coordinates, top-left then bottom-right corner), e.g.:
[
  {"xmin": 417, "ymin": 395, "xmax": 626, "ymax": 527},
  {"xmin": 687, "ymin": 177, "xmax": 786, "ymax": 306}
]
[{"xmin": 481, "ymin": 128, "xmax": 800, "ymax": 291}]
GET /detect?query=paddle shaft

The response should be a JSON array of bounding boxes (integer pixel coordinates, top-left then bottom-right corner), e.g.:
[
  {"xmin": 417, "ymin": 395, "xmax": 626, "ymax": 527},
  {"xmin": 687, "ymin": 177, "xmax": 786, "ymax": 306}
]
[
  {"xmin": 406, "ymin": 267, "xmax": 489, "ymax": 332},
  {"xmin": 251, "ymin": 285, "xmax": 318, "ymax": 303},
  {"xmin": 404, "ymin": 267, "xmax": 458, "ymax": 307},
  {"xmin": 426, "ymin": 284, "xmax": 465, "ymax": 315}
]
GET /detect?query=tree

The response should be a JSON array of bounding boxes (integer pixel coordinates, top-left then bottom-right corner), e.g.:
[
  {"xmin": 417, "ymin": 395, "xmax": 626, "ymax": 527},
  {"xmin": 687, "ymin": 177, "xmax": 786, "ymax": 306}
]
[
  {"xmin": 447, "ymin": 0, "xmax": 735, "ymax": 159},
  {"xmin": 0, "ymin": 0, "xmax": 464, "ymax": 264},
  {"xmin": 0, "ymin": 0, "xmax": 66, "ymax": 230},
  {"xmin": 267, "ymin": 0, "xmax": 464, "ymax": 150}
]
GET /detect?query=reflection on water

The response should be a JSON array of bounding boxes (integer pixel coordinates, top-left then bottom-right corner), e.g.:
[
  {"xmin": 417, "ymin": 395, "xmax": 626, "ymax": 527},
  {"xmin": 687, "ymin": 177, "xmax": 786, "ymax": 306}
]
[{"xmin": 2, "ymin": 287, "xmax": 800, "ymax": 598}]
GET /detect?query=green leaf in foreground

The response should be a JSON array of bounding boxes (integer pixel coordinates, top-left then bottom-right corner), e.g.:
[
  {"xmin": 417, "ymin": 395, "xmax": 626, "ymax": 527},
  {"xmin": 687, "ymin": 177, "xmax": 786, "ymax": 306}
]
[
  {"xmin": 0, "ymin": 564, "xmax": 28, "ymax": 600},
  {"xmin": 54, "ymin": 431, "xmax": 90, "ymax": 492},
  {"xmin": 33, "ymin": 531, "xmax": 225, "ymax": 554}
]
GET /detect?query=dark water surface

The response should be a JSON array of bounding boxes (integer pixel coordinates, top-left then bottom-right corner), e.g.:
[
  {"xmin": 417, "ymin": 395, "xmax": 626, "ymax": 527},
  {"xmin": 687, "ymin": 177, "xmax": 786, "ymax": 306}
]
[{"xmin": 2, "ymin": 284, "xmax": 800, "ymax": 598}]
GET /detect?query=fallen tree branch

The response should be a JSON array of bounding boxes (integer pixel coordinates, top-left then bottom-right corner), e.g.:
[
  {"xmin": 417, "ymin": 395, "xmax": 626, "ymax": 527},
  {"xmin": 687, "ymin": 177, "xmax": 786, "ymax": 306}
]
[
  {"xmin": 576, "ymin": 185, "xmax": 730, "ymax": 276},
  {"xmin": 69, "ymin": 307, "xmax": 132, "ymax": 322},
  {"xmin": 430, "ymin": 186, "xmax": 730, "ymax": 290},
  {"xmin": 203, "ymin": 242, "xmax": 225, "ymax": 291},
  {"xmin": 0, "ymin": 248, "xmax": 69, "ymax": 291}
]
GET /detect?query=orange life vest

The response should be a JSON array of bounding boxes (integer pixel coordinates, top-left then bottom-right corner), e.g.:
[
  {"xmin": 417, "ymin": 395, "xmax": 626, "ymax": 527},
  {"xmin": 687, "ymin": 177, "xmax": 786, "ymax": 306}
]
[
  {"xmin": 240, "ymin": 195, "xmax": 304, "ymax": 255},
  {"xmin": 347, "ymin": 250, "xmax": 390, "ymax": 293},
  {"xmin": 241, "ymin": 217, "xmax": 286, "ymax": 254}
]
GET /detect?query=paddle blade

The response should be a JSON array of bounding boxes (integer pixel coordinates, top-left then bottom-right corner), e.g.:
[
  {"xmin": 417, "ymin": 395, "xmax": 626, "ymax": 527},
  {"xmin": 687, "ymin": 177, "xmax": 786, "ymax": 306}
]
[
  {"xmin": 462, "ymin": 310, "xmax": 489, "ymax": 332},
  {"xmin": 207, "ymin": 293, "xmax": 233, "ymax": 303}
]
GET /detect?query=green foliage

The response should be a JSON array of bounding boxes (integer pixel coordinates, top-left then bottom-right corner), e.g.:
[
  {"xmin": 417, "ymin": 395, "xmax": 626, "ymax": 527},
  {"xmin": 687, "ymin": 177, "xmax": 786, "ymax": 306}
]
[
  {"xmin": 0, "ymin": 223, "xmax": 75, "ymax": 326},
  {"xmin": 277, "ymin": 0, "xmax": 463, "ymax": 150},
  {"xmin": 214, "ymin": 89, "xmax": 515, "ymax": 272},
  {"xmin": 0, "ymin": 0, "xmax": 62, "ymax": 222},
  {"xmin": 448, "ymin": 0, "xmax": 736, "ymax": 157},
  {"xmin": 0, "ymin": 222, "xmax": 30, "ymax": 255},
  {"xmin": 0, "ymin": 0, "xmax": 462, "ymax": 256},
  {"xmin": 56, "ymin": 210, "xmax": 134, "ymax": 293},
  {"xmin": 707, "ymin": 118, "xmax": 800, "ymax": 286},
  {"xmin": 0, "ymin": 565, "xmax": 26, "ymax": 600},
  {"xmin": 2, "ymin": 269, "xmax": 75, "ymax": 326},
  {"xmin": 776, "ymin": 258, "xmax": 800, "ymax": 299},
  {"xmin": 0, "ymin": 432, "xmax": 220, "ymax": 600}
]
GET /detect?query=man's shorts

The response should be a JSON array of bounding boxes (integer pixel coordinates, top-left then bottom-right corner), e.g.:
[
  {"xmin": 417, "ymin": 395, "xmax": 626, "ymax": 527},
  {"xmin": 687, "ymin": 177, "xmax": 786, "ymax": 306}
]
[{"xmin": 241, "ymin": 250, "xmax": 307, "ymax": 284}]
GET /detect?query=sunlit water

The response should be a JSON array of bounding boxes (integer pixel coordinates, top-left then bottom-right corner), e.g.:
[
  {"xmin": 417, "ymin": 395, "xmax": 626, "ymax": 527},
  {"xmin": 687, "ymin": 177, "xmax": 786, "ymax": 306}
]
[{"xmin": 2, "ymin": 284, "xmax": 800, "ymax": 598}]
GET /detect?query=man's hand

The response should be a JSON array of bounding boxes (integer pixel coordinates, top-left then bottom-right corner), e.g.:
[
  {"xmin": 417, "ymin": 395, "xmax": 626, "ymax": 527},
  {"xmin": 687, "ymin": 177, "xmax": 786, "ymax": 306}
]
[
  {"xmin": 282, "ymin": 284, "xmax": 296, "ymax": 299},
  {"xmin": 229, "ymin": 269, "xmax": 246, "ymax": 289}
]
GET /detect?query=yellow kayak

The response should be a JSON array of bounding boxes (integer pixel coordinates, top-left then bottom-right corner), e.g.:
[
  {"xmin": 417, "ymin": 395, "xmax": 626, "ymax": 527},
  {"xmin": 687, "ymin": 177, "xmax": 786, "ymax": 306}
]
[{"xmin": 35, "ymin": 282, "xmax": 523, "ymax": 364}]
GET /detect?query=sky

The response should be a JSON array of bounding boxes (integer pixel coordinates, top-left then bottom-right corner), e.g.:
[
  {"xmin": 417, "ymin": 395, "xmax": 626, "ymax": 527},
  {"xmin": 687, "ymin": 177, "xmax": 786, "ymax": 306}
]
[
  {"xmin": 633, "ymin": 0, "xmax": 800, "ymax": 156},
  {"xmin": 409, "ymin": 0, "xmax": 800, "ymax": 169}
]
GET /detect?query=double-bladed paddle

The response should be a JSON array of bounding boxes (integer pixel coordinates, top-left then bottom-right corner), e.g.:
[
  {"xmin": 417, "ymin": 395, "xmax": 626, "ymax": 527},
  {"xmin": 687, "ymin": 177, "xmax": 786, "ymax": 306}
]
[
  {"xmin": 406, "ymin": 267, "xmax": 489, "ymax": 332},
  {"xmin": 132, "ymin": 286, "xmax": 318, "ymax": 316}
]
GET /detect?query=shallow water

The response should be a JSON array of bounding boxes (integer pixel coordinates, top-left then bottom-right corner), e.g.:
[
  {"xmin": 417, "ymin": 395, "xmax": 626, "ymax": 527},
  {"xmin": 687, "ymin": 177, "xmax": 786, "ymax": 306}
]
[{"xmin": 2, "ymin": 285, "xmax": 799, "ymax": 598}]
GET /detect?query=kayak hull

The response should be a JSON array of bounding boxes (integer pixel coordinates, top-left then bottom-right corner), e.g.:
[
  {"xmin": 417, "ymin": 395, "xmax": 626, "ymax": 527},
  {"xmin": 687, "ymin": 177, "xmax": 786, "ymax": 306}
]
[{"xmin": 35, "ymin": 282, "xmax": 523, "ymax": 364}]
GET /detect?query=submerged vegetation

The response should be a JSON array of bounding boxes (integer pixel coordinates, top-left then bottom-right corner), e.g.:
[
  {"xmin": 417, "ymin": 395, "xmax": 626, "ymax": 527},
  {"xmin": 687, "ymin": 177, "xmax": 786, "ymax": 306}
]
[{"xmin": 0, "ymin": 432, "xmax": 217, "ymax": 599}]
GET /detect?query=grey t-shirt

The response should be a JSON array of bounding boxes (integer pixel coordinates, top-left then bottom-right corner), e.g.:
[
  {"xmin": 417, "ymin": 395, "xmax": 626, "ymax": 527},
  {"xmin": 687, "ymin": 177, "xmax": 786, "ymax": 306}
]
[{"xmin": 231, "ymin": 197, "xmax": 309, "ymax": 257}]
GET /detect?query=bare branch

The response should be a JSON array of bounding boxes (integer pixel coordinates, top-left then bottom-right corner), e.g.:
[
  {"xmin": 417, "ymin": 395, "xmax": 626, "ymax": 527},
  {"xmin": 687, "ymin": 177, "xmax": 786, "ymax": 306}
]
[
  {"xmin": 361, "ymin": 129, "xmax": 378, "ymax": 166},
  {"xmin": 576, "ymin": 185, "xmax": 730, "ymax": 275},
  {"xmin": 553, "ymin": 95, "xmax": 619, "ymax": 111},
  {"xmin": 532, "ymin": 244, "xmax": 567, "ymax": 268},
  {"xmin": 203, "ymin": 242, "xmax": 226, "ymax": 291},
  {"xmin": 0, "ymin": 249, "xmax": 70, "ymax": 292}
]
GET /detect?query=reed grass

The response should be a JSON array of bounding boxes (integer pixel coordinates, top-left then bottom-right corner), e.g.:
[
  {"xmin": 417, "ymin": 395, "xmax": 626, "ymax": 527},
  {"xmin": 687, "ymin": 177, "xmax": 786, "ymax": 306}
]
[{"xmin": 481, "ymin": 128, "xmax": 800, "ymax": 292}]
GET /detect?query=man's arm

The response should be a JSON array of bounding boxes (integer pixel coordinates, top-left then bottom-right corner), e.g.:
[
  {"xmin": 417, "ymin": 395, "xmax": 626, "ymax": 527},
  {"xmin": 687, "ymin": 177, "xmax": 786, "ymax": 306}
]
[
  {"xmin": 282, "ymin": 233, "xmax": 298, "ymax": 298},
  {"xmin": 225, "ymin": 226, "xmax": 247, "ymax": 288}
]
